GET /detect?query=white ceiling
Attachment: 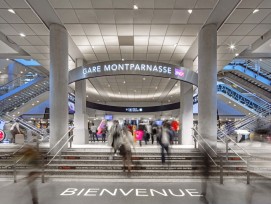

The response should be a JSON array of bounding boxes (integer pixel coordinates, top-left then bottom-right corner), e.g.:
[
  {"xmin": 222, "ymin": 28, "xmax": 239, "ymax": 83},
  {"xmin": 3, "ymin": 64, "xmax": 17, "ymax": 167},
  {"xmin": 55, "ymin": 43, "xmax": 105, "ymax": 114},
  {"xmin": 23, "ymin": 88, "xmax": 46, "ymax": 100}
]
[{"xmin": 0, "ymin": 0, "xmax": 271, "ymax": 104}]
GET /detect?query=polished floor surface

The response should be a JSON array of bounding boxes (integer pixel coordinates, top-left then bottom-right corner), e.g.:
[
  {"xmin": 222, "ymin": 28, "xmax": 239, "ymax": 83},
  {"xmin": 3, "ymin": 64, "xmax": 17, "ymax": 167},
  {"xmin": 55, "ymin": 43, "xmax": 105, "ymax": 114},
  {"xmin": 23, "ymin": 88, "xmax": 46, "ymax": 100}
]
[{"xmin": 0, "ymin": 179, "xmax": 270, "ymax": 204}]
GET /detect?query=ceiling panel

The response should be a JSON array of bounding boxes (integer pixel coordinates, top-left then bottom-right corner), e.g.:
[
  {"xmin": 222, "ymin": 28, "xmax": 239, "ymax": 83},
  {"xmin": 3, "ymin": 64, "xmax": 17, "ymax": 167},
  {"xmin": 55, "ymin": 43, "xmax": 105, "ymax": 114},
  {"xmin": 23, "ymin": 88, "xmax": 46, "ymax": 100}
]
[
  {"xmin": 133, "ymin": 10, "xmax": 154, "ymax": 24},
  {"xmin": 238, "ymin": 0, "xmax": 264, "ymax": 8},
  {"xmin": 226, "ymin": 9, "xmax": 252, "ymax": 23},
  {"xmin": 72, "ymin": 36, "xmax": 90, "ymax": 45},
  {"xmin": 174, "ymin": 0, "xmax": 197, "ymax": 9},
  {"xmin": 15, "ymin": 9, "xmax": 42, "ymax": 23},
  {"xmin": 244, "ymin": 9, "xmax": 271, "ymax": 23},
  {"xmin": 55, "ymin": 9, "xmax": 79, "ymax": 23},
  {"xmin": 91, "ymin": 0, "xmax": 113, "ymax": 8},
  {"xmin": 70, "ymin": 0, "xmax": 93, "ymax": 8},
  {"xmin": 134, "ymin": 36, "xmax": 149, "ymax": 45},
  {"xmin": 170, "ymin": 10, "xmax": 190, "ymax": 24},
  {"xmin": 152, "ymin": 10, "xmax": 173, "ymax": 24},
  {"xmin": 166, "ymin": 25, "xmax": 185, "ymax": 35},
  {"xmin": 65, "ymin": 24, "xmax": 85, "ymax": 35},
  {"xmin": 117, "ymin": 25, "xmax": 133, "ymax": 35},
  {"xmin": 150, "ymin": 25, "xmax": 168, "ymax": 35},
  {"xmin": 28, "ymin": 24, "xmax": 49, "ymax": 35},
  {"xmin": 106, "ymin": 46, "xmax": 120, "ymax": 53},
  {"xmin": 134, "ymin": 46, "xmax": 148, "ymax": 53},
  {"xmin": 0, "ymin": 24, "xmax": 18, "ymax": 35},
  {"xmin": 95, "ymin": 10, "xmax": 115, "ymax": 23},
  {"xmin": 115, "ymin": 10, "xmax": 133, "ymax": 24},
  {"xmin": 178, "ymin": 36, "xmax": 196, "ymax": 45},
  {"xmin": 82, "ymin": 24, "xmax": 101, "ymax": 35},
  {"xmin": 103, "ymin": 36, "xmax": 119, "ymax": 45},
  {"xmin": 78, "ymin": 45, "xmax": 94, "ymax": 54},
  {"xmin": 148, "ymin": 36, "xmax": 164, "ymax": 45},
  {"xmin": 182, "ymin": 25, "xmax": 202, "ymax": 35},
  {"xmin": 217, "ymin": 24, "xmax": 239, "ymax": 36},
  {"xmin": 49, "ymin": 0, "xmax": 72, "ymax": 8},
  {"xmin": 187, "ymin": 10, "xmax": 212, "ymax": 24},
  {"xmin": 231, "ymin": 24, "xmax": 257, "ymax": 35},
  {"xmin": 75, "ymin": 10, "xmax": 97, "ymax": 23},
  {"xmin": 99, "ymin": 25, "xmax": 117, "ymax": 35},
  {"xmin": 134, "ymin": 25, "xmax": 151, "ymax": 36}
]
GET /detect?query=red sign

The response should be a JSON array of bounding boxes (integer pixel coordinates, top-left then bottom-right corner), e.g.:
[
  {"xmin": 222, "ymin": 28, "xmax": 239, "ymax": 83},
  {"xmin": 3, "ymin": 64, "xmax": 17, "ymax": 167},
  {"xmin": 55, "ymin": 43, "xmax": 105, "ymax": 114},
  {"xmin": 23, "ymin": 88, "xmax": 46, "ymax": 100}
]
[{"xmin": 0, "ymin": 130, "xmax": 5, "ymax": 142}]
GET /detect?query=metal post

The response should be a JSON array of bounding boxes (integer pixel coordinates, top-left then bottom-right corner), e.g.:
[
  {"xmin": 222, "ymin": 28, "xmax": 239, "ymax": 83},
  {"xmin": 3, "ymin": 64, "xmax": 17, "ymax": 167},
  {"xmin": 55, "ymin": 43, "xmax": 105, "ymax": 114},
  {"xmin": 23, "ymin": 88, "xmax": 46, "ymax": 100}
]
[
  {"xmin": 226, "ymin": 140, "xmax": 229, "ymax": 160},
  {"xmin": 194, "ymin": 137, "xmax": 197, "ymax": 149},
  {"xmin": 220, "ymin": 157, "xmax": 223, "ymax": 184},
  {"xmin": 41, "ymin": 156, "xmax": 45, "ymax": 183},
  {"xmin": 69, "ymin": 137, "xmax": 72, "ymax": 148},
  {"xmin": 13, "ymin": 164, "xmax": 17, "ymax": 183},
  {"xmin": 247, "ymin": 158, "xmax": 250, "ymax": 185}
]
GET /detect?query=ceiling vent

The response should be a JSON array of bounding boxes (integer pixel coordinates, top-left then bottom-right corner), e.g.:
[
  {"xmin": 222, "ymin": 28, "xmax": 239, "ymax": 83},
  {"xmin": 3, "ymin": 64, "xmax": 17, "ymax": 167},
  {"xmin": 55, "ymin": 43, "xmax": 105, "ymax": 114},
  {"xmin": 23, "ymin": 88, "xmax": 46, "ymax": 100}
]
[{"xmin": 118, "ymin": 36, "xmax": 134, "ymax": 46}]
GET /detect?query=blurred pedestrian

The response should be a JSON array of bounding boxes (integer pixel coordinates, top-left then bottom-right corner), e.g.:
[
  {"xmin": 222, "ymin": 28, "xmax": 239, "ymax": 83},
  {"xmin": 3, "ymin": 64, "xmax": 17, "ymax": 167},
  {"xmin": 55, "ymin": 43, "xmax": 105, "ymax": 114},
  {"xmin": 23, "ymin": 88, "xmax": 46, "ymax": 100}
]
[
  {"xmin": 20, "ymin": 145, "xmax": 42, "ymax": 204},
  {"xmin": 108, "ymin": 120, "xmax": 122, "ymax": 155},
  {"xmin": 10, "ymin": 120, "xmax": 21, "ymax": 143},
  {"xmin": 159, "ymin": 121, "xmax": 171, "ymax": 164}
]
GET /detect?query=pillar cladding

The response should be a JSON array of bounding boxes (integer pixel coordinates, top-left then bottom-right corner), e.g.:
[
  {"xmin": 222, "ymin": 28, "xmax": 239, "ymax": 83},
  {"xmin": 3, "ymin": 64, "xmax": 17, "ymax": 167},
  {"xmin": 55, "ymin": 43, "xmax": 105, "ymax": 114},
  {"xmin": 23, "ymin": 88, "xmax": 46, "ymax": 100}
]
[
  {"xmin": 198, "ymin": 23, "xmax": 217, "ymax": 150},
  {"xmin": 49, "ymin": 24, "xmax": 69, "ymax": 153},
  {"xmin": 180, "ymin": 82, "xmax": 194, "ymax": 145},
  {"xmin": 73, "ymin": 59, "xmax": 88, "ymax": 144}
]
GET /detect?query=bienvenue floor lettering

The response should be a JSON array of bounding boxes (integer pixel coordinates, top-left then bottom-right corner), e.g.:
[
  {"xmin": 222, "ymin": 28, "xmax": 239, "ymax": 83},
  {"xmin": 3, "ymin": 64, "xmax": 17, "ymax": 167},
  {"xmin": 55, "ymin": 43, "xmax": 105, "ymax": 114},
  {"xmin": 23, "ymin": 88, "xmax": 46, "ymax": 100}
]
[{"xmin": 60, "ymin": 188, "xmax": 202, "ymax": 197}]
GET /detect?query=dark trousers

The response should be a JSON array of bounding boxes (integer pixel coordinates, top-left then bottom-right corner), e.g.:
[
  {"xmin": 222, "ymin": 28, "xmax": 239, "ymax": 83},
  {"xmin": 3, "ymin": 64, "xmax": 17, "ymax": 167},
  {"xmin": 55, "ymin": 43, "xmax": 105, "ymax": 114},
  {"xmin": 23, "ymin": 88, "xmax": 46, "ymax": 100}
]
[
  {"xmin": 102, "ymin": 133, "xmax": 106, "ymax": 142},
  {"xmin": 161, "ymin": 143, "xmax": 169, "ymax": 163}
]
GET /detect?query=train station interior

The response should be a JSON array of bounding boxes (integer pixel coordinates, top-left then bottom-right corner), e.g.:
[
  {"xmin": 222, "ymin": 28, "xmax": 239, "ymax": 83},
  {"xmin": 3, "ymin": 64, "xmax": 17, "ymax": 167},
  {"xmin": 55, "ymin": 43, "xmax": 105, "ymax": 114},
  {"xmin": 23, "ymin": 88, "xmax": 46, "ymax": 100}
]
[{"xmin": 0, "ymin": 0, "xmax": 270, "ymax": 203}]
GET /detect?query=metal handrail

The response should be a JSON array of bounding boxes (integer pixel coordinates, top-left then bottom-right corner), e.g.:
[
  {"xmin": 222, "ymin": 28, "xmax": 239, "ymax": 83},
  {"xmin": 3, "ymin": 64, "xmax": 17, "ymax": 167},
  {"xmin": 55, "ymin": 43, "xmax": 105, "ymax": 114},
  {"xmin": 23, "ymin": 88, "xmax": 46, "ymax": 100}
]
[
  {"xmin": 192, "ymin": 128, "xmax": 218, "ymax": 156},
  {"xmin": 191, "ymin": 133, "xmax": 218, "ymax": 167},
  {"xmin": 217, "ymin": 136, "xmax": 248, "ymax": 164},
  {"xmin": 218, "ymin": 129, "xmax": 251, "ymax": 156},
  {"xmin": 46, "ymin": 134, "xmax": 74, "ymax": 166},
  {"xmin": 46, "ymin": 127, "xmax": 74, "ymax": 155}
]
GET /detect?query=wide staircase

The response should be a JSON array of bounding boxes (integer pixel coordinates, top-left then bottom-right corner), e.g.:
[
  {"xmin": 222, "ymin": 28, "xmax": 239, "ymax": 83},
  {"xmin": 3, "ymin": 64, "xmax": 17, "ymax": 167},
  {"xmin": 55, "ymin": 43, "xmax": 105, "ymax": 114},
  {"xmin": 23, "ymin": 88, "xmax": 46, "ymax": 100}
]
[{"xmin": 0, "ymin": 144, "xmax": 269, "ymax": 182}]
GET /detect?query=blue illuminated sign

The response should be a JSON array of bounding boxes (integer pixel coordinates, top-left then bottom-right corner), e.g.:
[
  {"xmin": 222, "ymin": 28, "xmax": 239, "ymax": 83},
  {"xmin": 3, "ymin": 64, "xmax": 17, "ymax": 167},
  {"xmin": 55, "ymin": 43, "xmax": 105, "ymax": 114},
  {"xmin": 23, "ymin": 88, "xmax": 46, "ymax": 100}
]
[
  {"xmin": 125, "ymin": 108, "xmax": 143, "ymax": 112},
  {"xmin": 14, "ymin": 59, "xmax": 41, "ymax": 66}
]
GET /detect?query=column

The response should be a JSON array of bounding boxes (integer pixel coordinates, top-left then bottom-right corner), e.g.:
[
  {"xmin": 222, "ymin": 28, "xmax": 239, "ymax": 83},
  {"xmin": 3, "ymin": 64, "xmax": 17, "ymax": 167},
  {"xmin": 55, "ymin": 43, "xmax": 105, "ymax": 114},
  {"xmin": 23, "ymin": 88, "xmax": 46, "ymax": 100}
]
[
  {"xmin": 198, "ymin": 24, "xmax": 217, "ymax": 150},
  {"xmin": 179, "ymin": 59, "xmax": 194, "ymax": 145},
  {"xmin": 73, "ymin": 59, "xmax": 88, "ymax": 144},
  {"xmin": 49, "ymin": 24, "xmax": 69, "ymax": 153}
]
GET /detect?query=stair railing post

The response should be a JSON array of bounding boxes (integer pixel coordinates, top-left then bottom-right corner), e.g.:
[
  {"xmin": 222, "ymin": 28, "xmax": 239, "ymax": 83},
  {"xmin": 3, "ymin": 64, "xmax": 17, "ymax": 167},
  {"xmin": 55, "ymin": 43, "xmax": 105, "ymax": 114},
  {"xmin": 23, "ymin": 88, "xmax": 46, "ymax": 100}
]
[
  {"xmin": 247, "ymin": 157, "xmax": 250, "ymax": 185},
  {"xmin": 13, "ymin": 163, "xmax": 17, "ymax": 183},
  {"xmin": 226, "ymin": 139, "xmax": 229, "ymax": 160},
  {"xmin": 41, "ymin": 156, "xmax": 45, "ymax": 183},
  {"xmin": 220, "ymin": 157, "xmax": 223, "ymax": 185}
]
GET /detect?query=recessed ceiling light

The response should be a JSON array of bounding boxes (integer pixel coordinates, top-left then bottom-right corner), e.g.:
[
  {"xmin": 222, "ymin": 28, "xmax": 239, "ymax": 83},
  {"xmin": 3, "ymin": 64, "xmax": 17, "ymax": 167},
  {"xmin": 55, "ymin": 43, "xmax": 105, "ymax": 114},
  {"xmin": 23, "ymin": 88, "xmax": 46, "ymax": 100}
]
[
  {"xmin": 92, "ymin": 46, "xmax": 95, "ymax": 48},
  {"xmin": 143, "ymin": 77, "xmax": 146, "ymax": 80},
  {"xmin": 37, "ymin": 101, "xmax": 39, "ymax": 103},
  {"xmin": 174, "ymin": 43, "xmax": 178, "ymax": 47},
  {"xmin": 8, "ymin": 9, "xmax": 15, "ymax": 14},
  {"xmin": 0, "ymin": 71, "xmax": 1, "ymax": 74},
  {"xmin": 175, "ymin": 83, "xmax": 178, "ymax": 86},
  {"xmin": 235, "ymin": 53, "xmax": 239, "ymax": 57},
  {"xmin": 32, "ymin": 103, "xmax": 35, "ymax": 106},
  {"xmin": 123, "ymin": 81, "xmax": 126, "ymax": 84},
  {"xmin": 133, "ymin": 4, "xmax": 138, "ymax": 10},
  {"xmin": 259, "ymin": 58, "xmax": 262, "ymax": 61},
  {"xmin": 86, "ymin": 95, "xmax": 88, "ymax": 98},
  {"xmin": 97, "ymin": 100, "xmax": 100, "ymax": 102},
  {"xmin": 122, "ymin": 58, "xmax": 124, "ymax": 61},
  {"xmin": 228, "ymin": 101, "xmax": 231, "ymax": 103},
  {"xmin": 20, "ymin": 71, "xmax": 23, "ymax": 74},
  {"xmin": 6, "ymin": 58, "xmax": 9, "ymax": 61},
  {"xmin": 188, "ymin": 9, "xmax": 192, "ymax": 14},
  {"xmin": 229, "ymin": 44, "xmax": 235, "ymax": 50},
  {"xmin": 19, "ymin": 33, "xmax": 26, "ymax": 37},
  {"xmin": 253, "ymin": 9, "xmax": 259, "ymax": 14}
]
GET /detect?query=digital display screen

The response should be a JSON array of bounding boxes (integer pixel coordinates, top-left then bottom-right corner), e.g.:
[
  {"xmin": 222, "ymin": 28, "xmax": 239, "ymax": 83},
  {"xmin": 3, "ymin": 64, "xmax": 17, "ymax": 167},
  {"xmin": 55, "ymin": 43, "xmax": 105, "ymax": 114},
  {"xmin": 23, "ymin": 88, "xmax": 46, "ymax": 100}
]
[
  {"xmin": 14, "ymin": 59, "xmax": 41, "ymax": 66},
  {"xmin": 104, "ymin": 115, "xmax": 113, "ymax": 120},
  {"xmin": 125, "ymin": 108, "xmax": 143, "ymax": 112},
  {"xmin": 155, "ymin": 120, "xmax": 163, "ymax": 126},
  {"xmin": 68, "ymin": 101, "xmax": 75, "ymax": 114}
]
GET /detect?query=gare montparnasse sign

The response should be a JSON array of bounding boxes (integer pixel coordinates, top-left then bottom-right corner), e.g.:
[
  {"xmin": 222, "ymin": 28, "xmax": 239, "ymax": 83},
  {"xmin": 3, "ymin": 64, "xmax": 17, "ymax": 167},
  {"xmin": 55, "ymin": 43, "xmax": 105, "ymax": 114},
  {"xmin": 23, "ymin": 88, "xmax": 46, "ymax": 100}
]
[{"xmin": 69, "ymin": 60, "xmax": 198, "ymax": 86}]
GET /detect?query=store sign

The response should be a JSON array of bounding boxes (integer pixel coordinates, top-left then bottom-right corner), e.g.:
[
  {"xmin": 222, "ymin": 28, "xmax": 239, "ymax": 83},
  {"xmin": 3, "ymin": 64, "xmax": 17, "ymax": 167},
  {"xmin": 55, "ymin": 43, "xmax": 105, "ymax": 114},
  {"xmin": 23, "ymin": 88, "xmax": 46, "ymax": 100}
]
[
  {"xmin": 0, "ymin": 130, "xmax": 5, "ymax": 142},
  {"xmin": 125, "ymin": 108, "xmax": 143, "ymax": 112},
  {"xmin": 69, "ymin": 60, "xmax": 198, "ymax": 86}
]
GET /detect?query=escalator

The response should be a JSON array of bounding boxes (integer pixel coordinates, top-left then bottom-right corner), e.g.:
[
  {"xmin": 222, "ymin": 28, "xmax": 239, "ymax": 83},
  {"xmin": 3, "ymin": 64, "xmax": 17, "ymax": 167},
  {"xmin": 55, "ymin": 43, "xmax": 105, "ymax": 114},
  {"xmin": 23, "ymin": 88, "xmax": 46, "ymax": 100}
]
[
  {"xmin": 0, "ymin": 75, "xmax": 49, "ymax": 115},
  {"xmin": 218, "ymin": 61, "xmax": 271, "ymax": 102}
]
